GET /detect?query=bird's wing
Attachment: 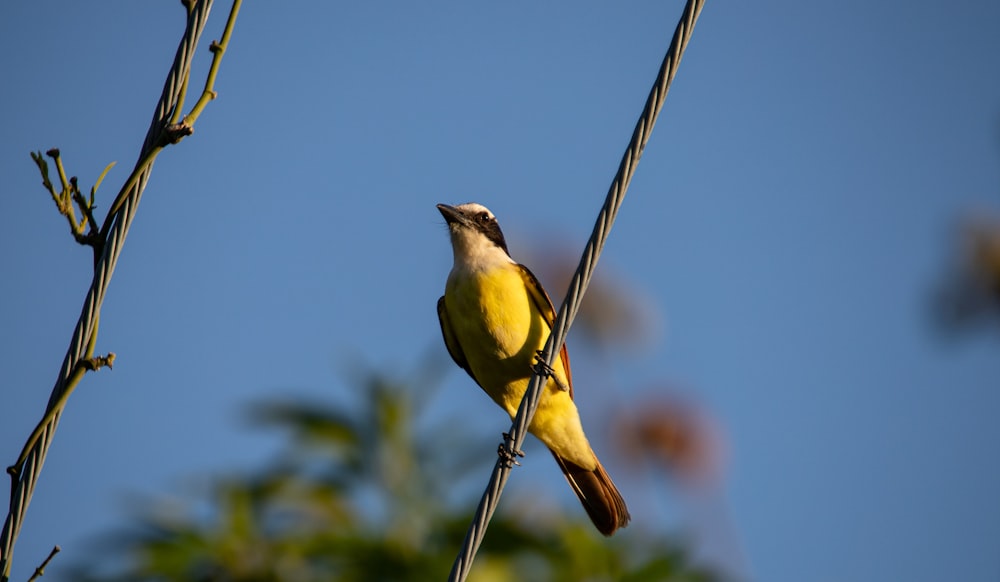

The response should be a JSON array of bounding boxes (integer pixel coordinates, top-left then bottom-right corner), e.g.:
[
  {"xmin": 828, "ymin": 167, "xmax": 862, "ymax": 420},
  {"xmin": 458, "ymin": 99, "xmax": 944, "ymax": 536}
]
[
  {"xmin": 437, "ymin": 295, "xmax": 476, "ymax": 382},
  {"xmin": 517, "ymin": 264, "xmax": 575, "ymax": 399}
]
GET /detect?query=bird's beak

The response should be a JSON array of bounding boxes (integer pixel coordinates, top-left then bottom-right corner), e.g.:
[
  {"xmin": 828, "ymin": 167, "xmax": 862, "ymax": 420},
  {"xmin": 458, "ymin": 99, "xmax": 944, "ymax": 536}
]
[{"xmin": 437, "ymin": 203, "xmax": 469, "ymax": 227}]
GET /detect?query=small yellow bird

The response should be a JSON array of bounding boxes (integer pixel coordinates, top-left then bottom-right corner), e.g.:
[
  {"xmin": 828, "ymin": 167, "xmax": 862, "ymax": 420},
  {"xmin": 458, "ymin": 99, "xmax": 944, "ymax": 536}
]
[{"xmin": 436, "ymin": 202, "xmax": 630, "ymax": 536}]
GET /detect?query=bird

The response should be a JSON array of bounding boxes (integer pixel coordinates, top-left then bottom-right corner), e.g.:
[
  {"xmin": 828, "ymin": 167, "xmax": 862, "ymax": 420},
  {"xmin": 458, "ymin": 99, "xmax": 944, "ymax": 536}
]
[{"xmin": 436, "ymin": 202, "xmax": 630, "ymax": 536}]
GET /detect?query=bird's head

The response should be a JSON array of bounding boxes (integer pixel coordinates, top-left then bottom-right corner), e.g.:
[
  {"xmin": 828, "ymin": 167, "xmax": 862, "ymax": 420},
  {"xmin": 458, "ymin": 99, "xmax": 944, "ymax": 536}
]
[{"xmin": 437, "ymin": 202, "xmax": 512, "ymax": 269}]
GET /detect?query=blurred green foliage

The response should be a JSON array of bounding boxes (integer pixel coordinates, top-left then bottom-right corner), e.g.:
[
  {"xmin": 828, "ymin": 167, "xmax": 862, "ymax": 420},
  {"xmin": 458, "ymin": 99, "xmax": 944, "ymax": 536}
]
[{"xmin": 68, "ymin": 361, "xmax": 718, "ymax": 582}]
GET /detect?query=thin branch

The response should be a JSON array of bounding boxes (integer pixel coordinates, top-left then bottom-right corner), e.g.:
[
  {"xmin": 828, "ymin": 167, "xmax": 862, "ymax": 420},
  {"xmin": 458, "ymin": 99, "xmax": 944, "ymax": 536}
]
[
  {"xmin": 25, "ymin": 546, "xmax": 58, "ymax": 582},
  {"xmin": 99, "ymin": 145, "xmax": 166, "ymax": 236},
  {"xmin": 6, "ymin": 319, "xmax": 102, "ymax": 481},
  {"xmin": 0, "ymin": 2, "xmax": 242, "ymax": 579},
  {"xmin": 183, "ymin": 0, "xmax": 242, "ymax": 127},
  {"xmin": 29, "ymin": 150, "xmax": 113, "ymax": 259},
  {"xmin": 100, "ymin": 0, "xmax": 241, "ymax": 234}
]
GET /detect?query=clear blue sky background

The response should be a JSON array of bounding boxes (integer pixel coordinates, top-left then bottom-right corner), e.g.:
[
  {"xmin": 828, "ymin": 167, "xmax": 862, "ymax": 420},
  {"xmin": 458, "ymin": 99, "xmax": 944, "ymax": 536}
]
[{"xmin": 2, "ymin": 2, "xmax": 999, "ymax": 581}]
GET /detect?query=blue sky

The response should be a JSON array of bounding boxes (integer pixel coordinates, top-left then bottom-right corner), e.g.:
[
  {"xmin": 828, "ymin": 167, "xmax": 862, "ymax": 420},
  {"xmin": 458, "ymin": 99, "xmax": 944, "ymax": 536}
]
[{"xmin": 2, "ymin": 2, "xmax": 999, "ymax": 581}]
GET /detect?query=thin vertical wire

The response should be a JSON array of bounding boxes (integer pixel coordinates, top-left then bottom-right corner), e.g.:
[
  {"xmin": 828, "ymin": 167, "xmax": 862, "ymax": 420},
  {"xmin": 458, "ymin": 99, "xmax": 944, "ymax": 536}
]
[
  {"xmin": 0, "ymin": 3, "xmax": 215, "ymax": 579},
  {"xmin": 447, "ymin": 1, "xmax": 706, "ymax": 579}
]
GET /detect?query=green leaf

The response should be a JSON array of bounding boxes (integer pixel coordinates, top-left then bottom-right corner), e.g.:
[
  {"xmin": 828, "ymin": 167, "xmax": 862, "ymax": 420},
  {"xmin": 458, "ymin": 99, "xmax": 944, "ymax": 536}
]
[{"xmin": 91, "ymin": 160, "xmax": 117, "ymax": 197}]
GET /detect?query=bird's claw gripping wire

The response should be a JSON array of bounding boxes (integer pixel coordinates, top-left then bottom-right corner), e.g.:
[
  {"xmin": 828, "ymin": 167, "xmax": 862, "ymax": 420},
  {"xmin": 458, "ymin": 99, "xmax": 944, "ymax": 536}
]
[
  {"xmin": 498, "ymin": 433, "xmax": 525, "ymax": 467},
  {"xmin": 533, "ymin": 350, "xmax": 569, "ymax": 392}
]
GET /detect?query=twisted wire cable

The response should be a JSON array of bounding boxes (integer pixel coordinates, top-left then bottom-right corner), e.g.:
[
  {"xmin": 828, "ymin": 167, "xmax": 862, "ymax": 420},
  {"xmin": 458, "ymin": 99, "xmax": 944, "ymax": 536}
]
[
  {"xmin": 447, "ymin": 1, "xmax": 706, "ymax": 579},
  {"xmin": 0, "ymin": 3, "xmax": 215, "ymax": 579}
]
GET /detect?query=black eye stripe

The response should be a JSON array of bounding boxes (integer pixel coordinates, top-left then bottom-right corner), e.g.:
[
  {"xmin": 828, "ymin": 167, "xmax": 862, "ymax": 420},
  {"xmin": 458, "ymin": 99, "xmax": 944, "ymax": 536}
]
[{"xmin": 470, "ymin": 210, "xmax": 509, "ymax": 256}]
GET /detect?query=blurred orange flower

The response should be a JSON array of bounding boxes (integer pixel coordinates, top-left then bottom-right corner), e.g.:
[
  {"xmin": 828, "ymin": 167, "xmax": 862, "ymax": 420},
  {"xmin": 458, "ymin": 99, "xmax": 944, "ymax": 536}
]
[{"xmin": 613, "ymin": 392, "xmax": 726, "ymax": 488}]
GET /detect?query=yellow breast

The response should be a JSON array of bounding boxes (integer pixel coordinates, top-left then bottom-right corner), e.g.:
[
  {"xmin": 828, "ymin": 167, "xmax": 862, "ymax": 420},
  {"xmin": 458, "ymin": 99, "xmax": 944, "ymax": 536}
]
[
  {"xmin": 443, "ymin": 263, "xmax": 593, "ymax": 468},
  {"xmin": 445, "ymin": 266, "xmax": 553, "ymax": 412}
]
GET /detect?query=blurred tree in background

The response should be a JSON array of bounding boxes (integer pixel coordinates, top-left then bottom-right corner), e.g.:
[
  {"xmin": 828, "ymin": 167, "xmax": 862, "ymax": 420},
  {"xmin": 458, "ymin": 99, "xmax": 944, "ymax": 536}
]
[
  {"xmin": 65, "ymin": 357, "xmax": 721, "ymax": 582},
  {"xmin": 933, "ymin": 128, "xmax": 1000, "ymax": 335},
  {"xmin": 934, "ymin": 216, "xmax": 1000, "ymax": 334}
]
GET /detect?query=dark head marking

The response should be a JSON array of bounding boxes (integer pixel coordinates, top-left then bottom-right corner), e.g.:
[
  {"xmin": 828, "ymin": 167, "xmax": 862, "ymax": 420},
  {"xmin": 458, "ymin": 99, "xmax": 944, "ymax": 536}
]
[
  {"xmin": 470, "ymin": 208, "xmax": 509, "ymax": 255},
  {"xmin": 437, "ymin": 202, "xmax": 511, "ymax": 256}
]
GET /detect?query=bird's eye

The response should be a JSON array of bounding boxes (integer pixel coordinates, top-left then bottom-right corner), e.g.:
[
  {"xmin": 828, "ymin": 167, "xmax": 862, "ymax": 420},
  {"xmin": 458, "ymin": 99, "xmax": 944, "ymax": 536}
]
[{"xmin": 478, "ymin": 213, "xmax": 491, "ymax": 222}]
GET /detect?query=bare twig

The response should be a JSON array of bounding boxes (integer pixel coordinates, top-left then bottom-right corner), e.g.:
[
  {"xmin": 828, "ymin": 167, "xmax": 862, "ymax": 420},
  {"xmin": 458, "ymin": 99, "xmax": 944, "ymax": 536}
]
[
  {"xmin": 0, "ymin": 2, "xmax": 242, "ymax": 580},
  {"xmin": 25, "ymin": 546, "xmax": 59, "ymax": 582},
  {"xmin": 29, "ymin": 151, "xmax": 114, "ymax": 262}
]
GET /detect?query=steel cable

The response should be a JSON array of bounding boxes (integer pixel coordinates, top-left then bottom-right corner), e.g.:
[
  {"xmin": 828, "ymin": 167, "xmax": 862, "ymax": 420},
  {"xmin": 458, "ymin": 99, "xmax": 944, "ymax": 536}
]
[
  {"xmin": 447, "ymin": 1, "xmax": 706, "ymax": 579},
  {"xmin": 0, "ymin": 3, "xmax": 215, "ymax": 579}
]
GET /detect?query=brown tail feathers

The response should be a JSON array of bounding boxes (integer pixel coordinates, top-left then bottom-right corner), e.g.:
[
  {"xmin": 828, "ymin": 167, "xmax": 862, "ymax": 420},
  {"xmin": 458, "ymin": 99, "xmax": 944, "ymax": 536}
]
[{"xmin": 551, "ymin": 451, "xmax": 630, "ymax": 536}]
